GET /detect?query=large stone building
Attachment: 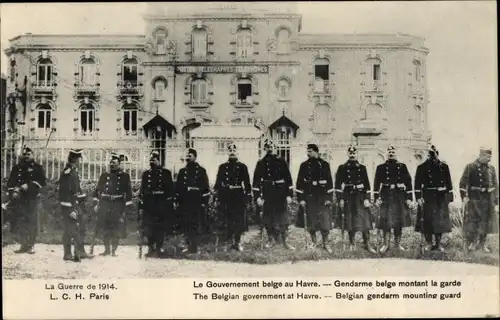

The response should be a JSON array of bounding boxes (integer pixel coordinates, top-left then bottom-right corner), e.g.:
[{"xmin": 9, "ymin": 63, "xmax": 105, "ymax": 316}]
[{"xmin": 3, "ymin": 3, "xmax": 430, "ymax": 184}]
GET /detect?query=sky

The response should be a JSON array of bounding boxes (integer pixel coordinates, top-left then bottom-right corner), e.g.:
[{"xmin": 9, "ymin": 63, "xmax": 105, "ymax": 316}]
[{"xmin": 0, "ymin": 1, "xmax": 498, "ymax": 186}]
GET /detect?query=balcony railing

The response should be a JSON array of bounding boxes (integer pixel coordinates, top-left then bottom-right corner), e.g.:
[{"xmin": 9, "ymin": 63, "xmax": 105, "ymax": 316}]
[
  {"xmin": 117, "ymin": 80, "xmax": 142, "ymax": 97},
  {"xmin": 32, "ymin": 80, "xmax": 56, "ymax": 95},
  {"xmin": 313, "ymin": 79, "xmax": 330, "ymax": 94}
]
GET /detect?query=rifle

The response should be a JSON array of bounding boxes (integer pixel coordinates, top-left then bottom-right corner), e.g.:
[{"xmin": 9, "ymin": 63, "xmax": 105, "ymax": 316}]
[
  {"xmin": 339, "ymin": 201, "xmax": 345, "ymax": 251},
  {"xmin": 374, "ymin": 202, "xmax": 381, "ymax": 253},
  {"xmin": 138, "ymin": 207, "xmax": 144, "ymax": 259},
  {"xmin": 89, "ymin": 202, "xmax": 99, "ymax": 255},
  {"xmin": 417, "ymin": 201, "xmax": 425, "ymax": 255},
  {"xmin": 461, "ymin": 199, "xmax": 467, "ymax": 252},
  {"xmin": 302, "ymin": 203, "xmax": 310, "ymax": 250}
]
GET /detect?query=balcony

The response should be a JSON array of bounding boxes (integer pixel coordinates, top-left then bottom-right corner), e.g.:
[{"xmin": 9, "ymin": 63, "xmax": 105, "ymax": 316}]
[
  {"xmin": 312, "ymin": 79, "xmax": 331, "ymax": 94},
  {"xmin": 117, "ymin": 80, "xmax": 143, "ymax": 99},
  {"xmin": 74, "ymin": 82, "xmax": 100, "ymax": 100},
  {"xmin": 232, "ymin": 96, "xmax": 256, "ymax": 109},
  {"xmin": 364, "ymin": 80, "xmax": 386, "ymax": 93},
  {"xmin": 187, "ymin": 98, "xmax": 210, "ymax": 110},
  {"xmin": 352, "ymin": 119, "xmax": 385, "ymax": 137},
  {"xmin": 32, "ymin": 80, "xmax": 56, "ymax": 97}
]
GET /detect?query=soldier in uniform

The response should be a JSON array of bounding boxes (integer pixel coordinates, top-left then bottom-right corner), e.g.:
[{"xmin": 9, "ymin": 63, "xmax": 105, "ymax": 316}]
[
  {"xmin": 138, "ymin": 150, "xmax": 175, "ymax": 258},
  {"xmin": 58, "ymin": 149, "xmax": 93, "ymax": 261},
  {"xmin": 295, "ymin": 144, "xmax": 334, "ymax": 253},
  {"xmin": 414, "ymin": 145, "xmax": 454, "ymax": 252},
  {"xmin": 214, "ymin": 142, "xmax": 252, "ymax": 251},
  {"xmin": 92, "ymin": 153, "xmax": 133, "ymax": 256},
  {"xmin": 334, "ymin": 145, "xmax": 376, "ymax": 253},
  {"xmin": 175, "ymin": 148, "xmax": 210, "ymax": 254},
  {"xmin": 373, "ymin": 145, "xmax": 414, "ymax": 253},
  {"xmin": 6, "ymin": 146, "xmax": 46, "ymax": 254},
  {"xmin": 459, "ymin": 146, "xmax": 499, "ymax": 252},
  {"xmin": 252, "ymin": 139, "xmax": 294, "ymax": 250}
]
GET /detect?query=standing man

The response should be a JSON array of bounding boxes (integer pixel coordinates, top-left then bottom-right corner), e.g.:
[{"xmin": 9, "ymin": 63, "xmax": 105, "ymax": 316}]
[
  {"xmin": 373, "ymin": 145, "xmax": 414, "ymax": 253},
  {"xmin": 214, "ymin": 142, "xmax": 252, "ymax": 251},
  {"xmin": 92, "ymin": 153, "xmax": 133, "ymax": 257},
  {"xmin": 175, "ymin": 148, "xmax": 210, "ymax": 254},
  {"xmin": 58, "ymin": 149, "xmax": 93, "ymax": 261},
  {"xmin": 414, "ymin": 145, "xmax": 454, "ymax": 252},
  {"xmin": 295, "ymin": 144, "xmax": 334, "ymax": 253},
  {"xmin": 138, "ymin": 150, "xmax": 175, "ymax": 258},
  {"xmin": 334, "ymin": 145, "xmax": 376, "ymax": 253},
  {"xmin": 252, "ymin": 139, "xmax": 294, "ymax": 250},
  {"xmin": 459, "ymin": 146, "xmax": 499, "ymax": 252},
  {"xmin": 6, "ymin": 146, "xmax": 46, "ymax": 254}
]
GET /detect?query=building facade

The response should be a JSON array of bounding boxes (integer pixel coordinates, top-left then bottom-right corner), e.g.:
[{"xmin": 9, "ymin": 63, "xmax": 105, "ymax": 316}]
[{"xmin": 3, "ymin": 3, "xmax": 431, "ymax": 185}]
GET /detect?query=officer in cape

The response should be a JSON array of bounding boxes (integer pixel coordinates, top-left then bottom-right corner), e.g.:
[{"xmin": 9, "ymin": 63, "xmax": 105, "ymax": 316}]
[
  {"xmin": 333, "ymin": 145, "xmax": 376, "ymax": 253},
  {"xmin": 213, "ymin": 142, "xmax": 252, "ymax": 251},
  {"xmin": 92, "ymin": 152, "xmax": 133, "ymax": 257},
  {"xmin": 459, "ymin": 146, "xmax": 499, "ymax": 252},
  {"xmin": 175, "ymin": 148, "xmax": 211, "ymax": 254},
  {"xmin": 295, "ymin": 143, "xmax": 334, "ymax": 253},
  {"xmin": 252, "ymin": 138, "xmax": 295, "ymax": 250},
  {"xmin": 373, "ymin": 145, "xmax": 414, "ymax": 253},
  {"xmin": 414, "ymin": 145, "xmax": 454, "ymax": 252},
  {"xmin": 6, "ymin": 146, "xmax": 46, "ymax": 254},
  {"xmin": 58, "ymin": 149, "xmax": 93, "ymax": 261},
  {"xmin": 138, "ymin": 150, "xmax": 175, "ymax": 258}
]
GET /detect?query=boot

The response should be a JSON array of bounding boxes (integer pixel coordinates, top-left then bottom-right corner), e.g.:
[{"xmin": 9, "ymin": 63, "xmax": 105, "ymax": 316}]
[
  {"xmin": 310, "ymin": 231, "xmax": 318, "ymax": 248},
  {"xmin": 265, "ymin": 231, "xmax": 276, "ymax": 248},
  {"xmin": 363, "ymin": 233, "xmax": 377, "ymax": 254},
  {"xmin": 321, "ymin": 232, "xmax": 332, "ymax": 253},
  {"xmin": 101, "ymin": 239, "xmax": 111, "ymax": 256},
  {"xmin": 111, "ymin": 238, "xmax": 119, "ymax": 257},
  {"xmin": 14, "ymin": 245, "xmax": 28, "ymax": 254},
  {"xmin": 394, "ymin": 236, "xmax": 406, "ymax": 251},
  {"xmin": 479, "ymin": 235, "xmax": 491, "ymax": 253},
  {"xmin": 281, "ymin": 232, "xmax": 295, "ymax": 250},
  {"xmin": 467, "ymin": 242, "xmax": 477, "ymax": 251},
  {"xmin": 349, "ymin": 243, "xmax": 356, "ymax": 251},
  {"xmin": 63, "ymin": 242, "xmax": 72, "ymax": 260},
  {"xmin": 145, "ymin": 245, "xmax": 156, "ymax": 258},
  {"xmin": 233, "ymin": 234, "xmax": 243, "ymax": 252},
  {"xmin": 379, "ymin": 233, "xmax": 389, "ymax": 254}
]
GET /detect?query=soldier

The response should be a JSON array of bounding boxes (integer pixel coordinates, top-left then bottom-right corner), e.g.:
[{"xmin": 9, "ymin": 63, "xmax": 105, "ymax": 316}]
[
  {"xmin": 334, "ymin": 145, "xmax": 376, "ymax": 253},
  {"xmin": 295, "ymin": 144, "xmax": 334, "ymax": 252},
  {"xmin": 373, "ymin": 145, "xmax": 414, "ymax": 253},
  {"xmin": 414, "ymin": 145, "xmax": 454, "ymax": 252},
  {"xmin": 214, "ymin": 142, "xmax": 252, "ymax": 251},
  {"xmin": 175, "ymin": 148, "xmax": 210, "ymax": 254},
  {"xmin": 58, "ymin": 149, "xmax": 93, "ymax": 261},
  {"xmin": 459, "ymin": 146, "xmax": 499, "ymax": 252},
  {"xmin": 138, "ymin": 150, "xmax": 175, "ymax": 258},
  {"xmin": 92, "ymin": 153, "xmax": 133, "ymax": 256},
  {"xmin": 6, "ymin": 146, "xmax": 46, "ymax": 254},
  {"xmin": 252, "ymin": 139, "xmax": 294, "ymax": 250}
]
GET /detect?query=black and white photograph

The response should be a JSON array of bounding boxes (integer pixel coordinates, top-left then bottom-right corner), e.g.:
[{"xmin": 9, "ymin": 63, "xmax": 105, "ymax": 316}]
[{"xmin": 1, "ymin": 1, "xmax": 498, "ymax": 318}]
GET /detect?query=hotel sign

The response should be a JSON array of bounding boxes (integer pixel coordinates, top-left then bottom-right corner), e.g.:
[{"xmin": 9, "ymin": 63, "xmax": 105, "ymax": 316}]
[{"xmin": 175, "ymin": 66, "xmax": 268, "ymax": 74}]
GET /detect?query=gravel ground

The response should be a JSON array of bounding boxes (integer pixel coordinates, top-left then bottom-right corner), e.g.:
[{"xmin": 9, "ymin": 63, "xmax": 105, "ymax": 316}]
[{"xmin": 3, "ymin": 243, "xmax": 499, "ymax": 279}]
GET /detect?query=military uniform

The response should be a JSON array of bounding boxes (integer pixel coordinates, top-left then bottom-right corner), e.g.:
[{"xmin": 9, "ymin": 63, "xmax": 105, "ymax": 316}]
[
  {"xmin": 373, "ymin": 149, "xmax": 413, "ymax": 252},
  {"xmin": 334, "ymin": 146, "xmax": 375, "ymax": 252},
  {"xmin": 214, "ymin": 144, "xmax": 252, "ymax": 251},
  {"xmin": 459, "ymin": 148, "xmax": 499, "ymax": 251},
  {"xmin": 6, "ymin": 147, "xmax": 46, "ymax": 254},
  {"xmin": 175, "ymin": 148, "xmax": 210, "ymax": 253},
  {"xmin": 138, "ymin": 151, "xmax": 175, "ymax": 257},
  {"xmin": 58, "ymin": 149, "xmax": 90, "ymax": 261},
  {"xmin": 414, "ymin": 145, "xmax": 453, "ymax": 251},
  {"xmin": 295, "ymin": 149, "xmax": 334, "ymax": 249},
  {"xmin": 93, "ymin": 154, "xmax": 133, "ymax": 256},
  {"xmin": 252, "ymin": 143, "xmax": 294, "ymax": 248}
]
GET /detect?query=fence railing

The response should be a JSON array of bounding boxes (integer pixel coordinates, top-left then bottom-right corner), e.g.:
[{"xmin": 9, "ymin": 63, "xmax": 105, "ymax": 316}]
[{"xmin": 1, "ymin": 136, "xmax": 430, "ymax": 184}]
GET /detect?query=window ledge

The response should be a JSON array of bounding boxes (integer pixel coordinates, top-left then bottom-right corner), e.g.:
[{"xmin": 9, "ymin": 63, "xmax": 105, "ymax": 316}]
[{"xmin": 153, "ymin": 98, "xmax": 166, "ymax": 103}]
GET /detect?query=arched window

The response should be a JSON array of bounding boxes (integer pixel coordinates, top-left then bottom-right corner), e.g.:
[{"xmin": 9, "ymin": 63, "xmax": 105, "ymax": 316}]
[
  {"xmin": 313, "ymin": 104, "xmax": 330, "ymax": 134},
  {"xmin": 122, "ymin": 103, "xmax": 138, "ymax": 135},
  {"xmin": 237, "ymin": 78, "xmax": 253, "ymax": 105},
  {"xmin": 153, "ymin": 28, "xmax": 167, "ymax": 54},
  {"xmin": 122, "ymin": 58, "xmax": 138, "ymax": 86},
  {"xmin": 79, "ymin": 103, "xmax": 96, "ymax": 136},
  {"xmin": 236, "ymin": 28, "xmax": 252, "ymax": 59},
  {"xmin": 79, "ymin": 58, "xmax": 96, "ymax": 86},
  {"xmin": 153, "ymin": 78, "xmax": 167, "ymax": 101},
  {"xmin": 277, "ymin": 28, "xmax": 290, "ymax": 53},
  {"xmin": 314, "ymin": 58, "xmax": 329, "ymax": 92},
  {"xmin": 277, "ymin": 78, "xmax": 290, "ymax": 99},
  {"xmin": 192, "ymin": 28, "xmax": 208, "ymax": 59},
  {"xmin": 36, "ymin": 104, "xmax": 52, "ymax": 136},
  {"xmin": 36, "ymin": 58, "xmax": 53, "ymax": 87},
  {"xmin": 191, "ymin": 78, "xmax": 208, "ymax": 105}
]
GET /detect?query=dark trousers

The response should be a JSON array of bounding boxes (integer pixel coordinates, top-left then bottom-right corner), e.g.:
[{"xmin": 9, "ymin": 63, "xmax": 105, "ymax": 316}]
[
  {"xmin": 97, "ymin": 200, "xmax": 124, "ymax": 253},
  {"xmin": 61, "ymin": 206, "xmax": 83, "ymax": 257},
  {"xmin": 14, "ymin": 199, "xmax": 38, "ymax": 250}
]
